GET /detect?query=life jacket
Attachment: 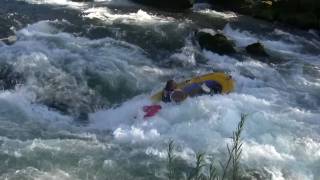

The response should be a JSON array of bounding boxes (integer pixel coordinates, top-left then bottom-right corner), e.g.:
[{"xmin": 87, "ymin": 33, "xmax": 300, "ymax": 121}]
[
  {"xmin": 162, "ymin": 89, "xmax": 186, "ymax": 103},
  {"xmin": 183, "ymin": 80, "xmax": 222, "ymax": 96},
  {"xmin": 182, "ymin": 83, "xmax": 202, "ymax": 97},
  {"xmin": 204, "ymin": 80, "xmax": 222, "ymax": 94},
  {"xmin": 162, "ymin": 90, "xmax": 173, "ymax": 103}
]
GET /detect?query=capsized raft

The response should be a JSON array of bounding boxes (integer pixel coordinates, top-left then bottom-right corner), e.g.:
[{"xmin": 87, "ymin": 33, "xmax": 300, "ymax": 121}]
[{"xmin": 151, "ymin": 72, "xmax": 235, "ymax": 102}]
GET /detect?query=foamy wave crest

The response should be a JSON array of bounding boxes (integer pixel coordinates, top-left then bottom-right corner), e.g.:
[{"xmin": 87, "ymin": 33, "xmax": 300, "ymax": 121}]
[
  {"xmin": 87, "ymin": 89, "xmax": 320, "ymax": 178},
  {"xmin": 19, "ymin": 0, "xmax": 136, "ymax": 10},
  {"xmin": 18, "ymin": 0, "xmax": 87, "ymax": 9},
  {"xmin": 195, "ymin": 9, "xmax": 237, "ymax": 19},
  {"xmin": 223, "ymin": 24, "xmax": 320, "ymax": 64},
  {"xmin": 0, "ymin": 20, "xmax": 169, "ymax": 117},
  {"xmin": 83, "ymin": 7, "xmax": 174, "ymax": 25}
]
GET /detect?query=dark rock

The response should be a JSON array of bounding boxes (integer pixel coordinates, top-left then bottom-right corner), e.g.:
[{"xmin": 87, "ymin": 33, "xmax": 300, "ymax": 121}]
[
  {"xmin": 277, "ymin": 12, "xmax": 318, "ymax": 30},
  {"xmin": 197, "ymin": 31, "xmax": 236, "ymax": 55},
  {"xmin": 246, "ymin": 42, "xmax": 269, "ymax": 57},
  {"xmin": 252, "ymin": 1, "xmax": 275, "ymax": 21},
  {"xmin": 208, "ymin": 0, "xmax": 247, "ymax": 9},
  {"xmin": 130, "ymin": 0, "xmax": 193, "ymax": 10},
  {"xmin": 253, "ymin": 9, "xmax": 275, "ymax": 21},
  {"xmin": 206, "ymin": 0, "xmax": 320, "ymax": 30}
]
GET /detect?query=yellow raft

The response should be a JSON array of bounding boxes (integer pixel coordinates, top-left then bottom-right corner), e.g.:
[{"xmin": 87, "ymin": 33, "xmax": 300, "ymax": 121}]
[{"xmin": 151, "ymin": 72, "xmax": 235, "ymax": 102}]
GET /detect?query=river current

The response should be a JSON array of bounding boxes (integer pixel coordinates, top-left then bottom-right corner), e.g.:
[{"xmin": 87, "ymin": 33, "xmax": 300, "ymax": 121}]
[{"xmin": 0, "ymin": 0, "xmax": 319, "ymax": 179}]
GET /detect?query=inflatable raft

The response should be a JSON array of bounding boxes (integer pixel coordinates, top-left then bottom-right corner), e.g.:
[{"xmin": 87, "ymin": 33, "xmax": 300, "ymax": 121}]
[{"xmin": 151, "ymin": 72, "xmax": 235, "ymax": 102}]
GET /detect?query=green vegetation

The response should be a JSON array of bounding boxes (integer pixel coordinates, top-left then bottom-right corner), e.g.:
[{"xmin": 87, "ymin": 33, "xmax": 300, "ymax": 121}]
[
  {"xmin": 166, "ymin": 114, "xmax": 247, "ymax": 180},
  {"xmin": 167, "ymin": 140, "xmax": 176, "ymax": 180}
]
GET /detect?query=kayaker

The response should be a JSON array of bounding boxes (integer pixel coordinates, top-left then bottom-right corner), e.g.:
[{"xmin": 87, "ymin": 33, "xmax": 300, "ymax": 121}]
[
  {"xmin": 162, "ymin": 80, "xmax": 187, "ymax": 103},
  {"xmin": 162, "ymin": 80, "xmax": 176, "ymax": 102},
  {"xmin": 162, "ymin": 79, "xmax": 222, "ymax": 103}
]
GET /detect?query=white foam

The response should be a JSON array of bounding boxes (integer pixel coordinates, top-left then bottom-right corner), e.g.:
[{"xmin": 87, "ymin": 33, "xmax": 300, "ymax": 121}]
[
  {"xmin": 242, "ymin": 142, "xmax": 295, "ymax": 162},
  {"xmin": 145, "ymin": 147, "xmax": 166, "ymax": 158},
  {"xmin": 1, "ymin": 9, "xmax": 320, "ymax": 180},
  {"xmin": 169, "ymin": 38, "xmax": 198, "ymax": 67},
  {"xmin": 223, "ymin": 23, "xmax": 302, "ymax": 53},
  {"xmin": 0, "ymin": 134, "xmax": 110, "ymax": 179},
  {"xmin": 204, "ymin": 50, "xmax": 239, "ymax": 71},
  {"xmin": 103, "ymin": 159, "xmax": 115, "ymax": 168},
  {"xmin": 113, "ymin": 126, "xmax": 160, "ymax": 142},
  {"xmin": 18, "ymin": 0, "xmax": 87, "ymax": 9},
  {"xmin": 0, "ymin": 88, "xmax": 72, "ymax": 125},
  {"xmin": 195, "ymin": 9, "xmax": 237, "ymax": 19},
  {"xmin": 223, "ymin": 24, "xmax": 320, "ymax": 65},
  {"xmin": 1, "ymin": 168, "xmax": 74, "ymax": 180},
  {"xmin": 83, "ymin": 7, "xmax": 174, "ymax": 25},
  {"xmin": 95, "ymin": 0, "xmax": 136, "ymax": 6},
  {"xmin": 19, "ymin": 20, "xmax": 62, "ymax": 36},
  {"xmin": 223, "ymin": 24, "xmax": 258, "ymax": 47},
  {"xmin": 88, "ymin": 95, "xmax": 151, "ymax": 130},
  {"xmin": 87, "ymin": 87, "xmax": 320, "ymax": 178},
  {"xmin": 198, "ymin": 28, "xmax": 217, "ymax": 35},
  {"xmin": 0, "ymin": 20, "xmax": 169, "ymax": 117}
]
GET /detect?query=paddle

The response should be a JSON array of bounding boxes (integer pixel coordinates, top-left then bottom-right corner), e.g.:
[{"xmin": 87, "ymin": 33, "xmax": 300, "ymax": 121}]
[{"xmin": 143, "ymin": 104, "xmax": 162, "ymax": 118}]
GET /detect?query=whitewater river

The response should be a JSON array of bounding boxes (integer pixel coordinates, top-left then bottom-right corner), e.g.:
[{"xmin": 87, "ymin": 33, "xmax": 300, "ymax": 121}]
[{"xmin": 0, "ymin": 0, "xmax": 319, "ymax": 179}]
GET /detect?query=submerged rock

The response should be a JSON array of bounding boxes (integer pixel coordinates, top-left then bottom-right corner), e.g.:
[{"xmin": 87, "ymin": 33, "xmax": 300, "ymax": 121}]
[
  {"xmin": 245, "ymin": 42, "xmax": 269, "ymax": 57},
  {"xmin": 197, "ymin": 31, "xmax": 236, "ymax": 55},
  {"xmin": 130, "ymin": 0, "xmax": 193, "ymax": 10}
]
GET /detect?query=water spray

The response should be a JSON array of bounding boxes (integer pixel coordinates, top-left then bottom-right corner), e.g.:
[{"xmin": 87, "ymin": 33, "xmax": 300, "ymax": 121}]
[{"xmin": 0, "ymin": 35, "xmax": 17, "ymax": 43}]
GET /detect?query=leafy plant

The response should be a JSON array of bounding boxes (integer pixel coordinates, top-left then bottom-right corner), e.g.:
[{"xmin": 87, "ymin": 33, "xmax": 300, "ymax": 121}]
[
  {"xmin": 166, "ymin": 114, "xmax": 247, "ymax": 180},
  {"xmin": 167, "ymin": 140, "xmax": 176, "ymax": 180},
  {"xmin": 221, "ymin": 114, "xmax": 246, "ymax": 180},
  {"xmin": 187, "ymin": 153, "xmax": 206, "ymax": 180}
]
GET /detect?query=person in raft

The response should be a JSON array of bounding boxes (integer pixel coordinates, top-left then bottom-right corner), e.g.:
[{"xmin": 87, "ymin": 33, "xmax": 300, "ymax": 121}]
[
  {"xmin": 162, "ymin": 80, "xmax": 186, "ymax": 103},
  {"xmin": 162, "ymin": 79, "xmax": 222, "ymax": 103}
]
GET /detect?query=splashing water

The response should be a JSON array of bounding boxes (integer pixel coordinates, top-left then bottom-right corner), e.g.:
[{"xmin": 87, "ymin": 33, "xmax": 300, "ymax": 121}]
[{"xmin": 0, "ymin": 0, "xmax": 320, "ymax": 179}]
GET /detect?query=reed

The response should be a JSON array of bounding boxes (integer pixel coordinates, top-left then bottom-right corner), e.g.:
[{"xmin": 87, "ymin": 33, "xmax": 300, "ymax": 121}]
[{"xmin": 166, "ymin": 114, "xmax": 247, "ymax": 180}]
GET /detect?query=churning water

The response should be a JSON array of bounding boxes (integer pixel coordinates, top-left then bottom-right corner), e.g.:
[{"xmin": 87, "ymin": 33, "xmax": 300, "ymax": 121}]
[{"xmin": 0, "ymin": 0, "xmax": 319, "ymax": 179}]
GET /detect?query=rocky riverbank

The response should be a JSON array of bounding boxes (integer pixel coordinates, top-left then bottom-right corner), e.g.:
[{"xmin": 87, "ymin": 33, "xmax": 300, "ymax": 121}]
[
  {"xmin": 210, "ymin": 0, "xmax": 320, "ymax": 30},
  {"xmin": 129, "ymin": 0, "xmax": 319, "ymax": 30}
]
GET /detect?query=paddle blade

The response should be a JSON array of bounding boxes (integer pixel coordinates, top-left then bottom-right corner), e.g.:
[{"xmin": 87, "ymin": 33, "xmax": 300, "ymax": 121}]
[{"xmin": 143, "ymin": 105, "xmax": 162, "ymax": 118}]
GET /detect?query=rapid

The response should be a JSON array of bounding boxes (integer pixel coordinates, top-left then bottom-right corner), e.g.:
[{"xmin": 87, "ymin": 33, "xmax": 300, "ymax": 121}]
[{"xmin": 0, "ymin": 0, "xmax": 319, "ymax": 179}]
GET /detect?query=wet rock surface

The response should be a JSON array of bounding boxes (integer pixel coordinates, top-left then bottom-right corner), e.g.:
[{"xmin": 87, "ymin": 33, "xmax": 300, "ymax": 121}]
[{"xmin": 197, "ymin": 31, "xmax": 236, "ymax": 55}]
